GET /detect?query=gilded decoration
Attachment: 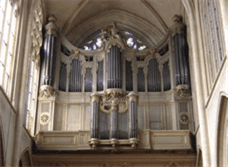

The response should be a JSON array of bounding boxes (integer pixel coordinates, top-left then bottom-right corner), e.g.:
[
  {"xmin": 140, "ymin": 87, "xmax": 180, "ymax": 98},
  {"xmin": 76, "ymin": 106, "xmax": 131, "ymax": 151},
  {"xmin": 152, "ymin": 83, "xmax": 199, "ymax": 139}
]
[{"xmin": 99, "ymin": 89, "xmax": 131, "ymax": 114}]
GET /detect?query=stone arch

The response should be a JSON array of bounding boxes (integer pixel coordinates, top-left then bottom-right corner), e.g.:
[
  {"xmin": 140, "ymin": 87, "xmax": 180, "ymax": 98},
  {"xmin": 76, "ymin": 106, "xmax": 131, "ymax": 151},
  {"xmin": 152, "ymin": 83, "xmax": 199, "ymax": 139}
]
[
  {"xmin": 19, "ymin": 148, "xmax": 32, "ymax": 167},
  {"xmin": 67, "ymin": 10, "xmax": 164, "ymax": 48},
  {"xmin": 217, "ymin": 95, "xmax": 228, "ymax": 167},
  {"xmin": 196, "ymin": 147, "xmax": 203, "ymax": 167}
]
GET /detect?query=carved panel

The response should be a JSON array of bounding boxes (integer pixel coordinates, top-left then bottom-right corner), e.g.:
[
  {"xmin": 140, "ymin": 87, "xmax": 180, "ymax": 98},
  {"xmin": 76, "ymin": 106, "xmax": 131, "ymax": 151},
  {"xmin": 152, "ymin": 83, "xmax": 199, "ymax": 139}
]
[
  {"xmin": 149, "ymin": 105, "xmax": 163, "ymax": 130},
  {"xmin": 68, "ymin": 105, "xmax": 81, "ymax": 131},
  {"xmin": 53, "ymin": 104, "xmax": 63, "ymax": 131}
]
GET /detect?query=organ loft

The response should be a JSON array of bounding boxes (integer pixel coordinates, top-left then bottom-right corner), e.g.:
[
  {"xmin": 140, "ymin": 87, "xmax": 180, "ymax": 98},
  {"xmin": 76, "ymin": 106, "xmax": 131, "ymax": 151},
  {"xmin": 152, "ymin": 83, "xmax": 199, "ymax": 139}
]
[{"xmin": 0, "ymin": 0, "xmax": 227, "ymax": 166}]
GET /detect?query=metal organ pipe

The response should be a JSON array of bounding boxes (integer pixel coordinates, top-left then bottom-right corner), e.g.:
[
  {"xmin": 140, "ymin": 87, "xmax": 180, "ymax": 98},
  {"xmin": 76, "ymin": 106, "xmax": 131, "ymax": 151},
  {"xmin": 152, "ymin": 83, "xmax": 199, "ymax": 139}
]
[
  {"xmin": 147, "ymin": 59, "xmax": 161, "ymax": 92},
  {"xmin": 41, "ymin": 15, "xmax": 58, "ymax": 86},
  {"xmin": 69, "ymin": 59, "xmax": 82, "ymax": 92},
  {"xmin": 125, "ymin": 60, "xmax": 133, "ymax": 91},
  {"xmin": 172, "ymin": 18, "xmax": 190, "ymax": 87},
  {"xmin": 97, "ymin": 60, "xmax": 104, "ymax": 91},
  {"xmin": 110, "ymin": 109, "xmax": 118, "ymax": 139},
  {"xmin": 163, "ymin": 61, "xmax": 171, "ymax": 91},
  {"xmin": 59, "ymin": 62, "xmax": 66, "ymax": 91},
  {"xmin": 107, "ymin": 46, "xmax": 122, "ymax": 89}
]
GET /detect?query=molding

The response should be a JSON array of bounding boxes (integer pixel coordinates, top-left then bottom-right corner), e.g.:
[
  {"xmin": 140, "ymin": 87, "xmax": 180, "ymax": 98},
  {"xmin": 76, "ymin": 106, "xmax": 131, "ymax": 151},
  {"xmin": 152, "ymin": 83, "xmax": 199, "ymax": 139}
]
[
  {"xmin": 205, "ymin": 56, "xmax": 227, "ymax": 108},
  {"xmin": 34, "ymin": 130, "xmax": 192, "ymax": 151}
]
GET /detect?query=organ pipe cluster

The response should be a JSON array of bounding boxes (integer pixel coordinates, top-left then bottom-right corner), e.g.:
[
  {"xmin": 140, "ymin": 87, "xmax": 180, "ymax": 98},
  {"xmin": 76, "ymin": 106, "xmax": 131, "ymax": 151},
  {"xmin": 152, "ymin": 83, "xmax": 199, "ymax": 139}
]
[
  {"xmin": 171, "ymin": 15, "xmax": 190, "ymax": 88},
  {"xmin": 41, "ymin": 15, "xmax": 58, "ymax": 87}
]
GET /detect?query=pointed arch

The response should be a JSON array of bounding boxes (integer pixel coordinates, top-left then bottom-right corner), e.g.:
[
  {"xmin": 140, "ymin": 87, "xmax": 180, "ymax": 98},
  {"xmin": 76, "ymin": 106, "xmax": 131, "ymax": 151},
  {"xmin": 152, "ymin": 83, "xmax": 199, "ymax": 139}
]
[
  {"xmin": 217, "ymin": 95, "xmax": 228, "ymax": 167},
  {"xmin": 19, "ymin": 148, "xmax": 32, "ymax": 167}
]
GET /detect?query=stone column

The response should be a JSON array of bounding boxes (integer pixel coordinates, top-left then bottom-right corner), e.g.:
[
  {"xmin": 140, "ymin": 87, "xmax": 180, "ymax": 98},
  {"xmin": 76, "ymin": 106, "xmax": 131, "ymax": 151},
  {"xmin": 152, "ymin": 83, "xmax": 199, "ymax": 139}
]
[
  {"xmin": 90, "ymin": 94, "xmax": 99, "ymax": 148},
  {"xmin": 128, "ymin": 92, "xmax": 138, "ymax": 148},
  {"xmin": 41, "ymin": 15, "xmax": 58, "ymax": 87}
]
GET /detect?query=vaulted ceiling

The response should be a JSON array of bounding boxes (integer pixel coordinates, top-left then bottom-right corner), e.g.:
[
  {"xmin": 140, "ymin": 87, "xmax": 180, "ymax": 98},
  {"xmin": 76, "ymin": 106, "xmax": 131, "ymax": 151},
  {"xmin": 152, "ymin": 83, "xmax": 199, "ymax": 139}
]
[{"xmin": 44, "ymin": 0, "xmax": 185, "ymax": 48}]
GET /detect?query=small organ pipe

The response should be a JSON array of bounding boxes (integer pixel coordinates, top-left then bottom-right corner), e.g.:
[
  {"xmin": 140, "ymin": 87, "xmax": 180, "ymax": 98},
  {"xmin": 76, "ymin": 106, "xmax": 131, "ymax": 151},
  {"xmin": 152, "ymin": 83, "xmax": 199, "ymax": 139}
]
[
  {"xmin": 90, "ymin": 95, "xmax": 99, "ymax": 139},
  {"xmin": 110, "ymin": 109, "xmax": 118, "ymax": 139}
]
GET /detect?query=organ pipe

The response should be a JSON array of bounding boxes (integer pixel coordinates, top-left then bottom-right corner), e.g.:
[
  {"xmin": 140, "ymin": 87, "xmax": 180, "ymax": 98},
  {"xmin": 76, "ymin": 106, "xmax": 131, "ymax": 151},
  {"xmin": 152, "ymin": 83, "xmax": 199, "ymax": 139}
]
[
  {"xmin": 41, "ymin": 15, "xmax": 58, "ymax": 86},
  {"xmin": 147, "ymin": 59, "xmax": 161, "ymax": 92},
  {"xmin": 163, "ymin": 61, "xmax": 171, "ymax": 91},
  {"xmin": 172, "ymin": 15, "xmax": 190, "ymax": 87},
  {"xmin": 125, "ymin": 60, "xmax": 133, "ymax": 91},
  {"xmin": 90, "ymin": 94, "xmax": 99, "ymax": 148},
  {"xmin": 69, "ymin": 59, "xmax": 83, "ymax": 92},
  {"xmin": 59, "ymin": 62, "xmax": 66, "ymax": 91},
  {"xmin": 97, "ymin": 60, "xmax": 104, "ymax": 91},
  {"xmin": 107, "ymin": 46, "xmax": 122, "ymax": 88}
]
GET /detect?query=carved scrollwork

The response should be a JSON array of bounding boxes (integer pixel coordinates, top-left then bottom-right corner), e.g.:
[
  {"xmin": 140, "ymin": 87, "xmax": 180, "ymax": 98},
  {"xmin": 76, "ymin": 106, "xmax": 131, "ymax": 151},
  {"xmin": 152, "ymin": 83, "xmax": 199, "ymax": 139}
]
[
  {"xmin": 31, "ymin": 3, "xmax": 43, "ymax": 61},
  {"xmin": 174, "ymin": 85, "xmax": 191, "ymax": 97},
  {"xmin": 104, "ymin": 25, "xmax": 125, "ymax": 52},
  {"xmin": 170, "ymin": 15, "xmax": 185, "ymax": 36},
  {"xmin": 99, "ymin": 89, "xmax": 129, "ymax": 114},
  {"xmin": 39, "ymin": 85, "xmax": 56, "ymax": 98}
]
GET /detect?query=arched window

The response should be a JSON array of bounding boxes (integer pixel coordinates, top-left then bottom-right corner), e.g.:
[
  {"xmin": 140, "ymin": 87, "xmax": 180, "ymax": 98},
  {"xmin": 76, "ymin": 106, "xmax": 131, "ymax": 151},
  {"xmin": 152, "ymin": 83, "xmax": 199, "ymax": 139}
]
[
  {"xmin": 202, "ymin": 0, "xmax": 224, "ymax": 91},
  {"xmin": 80, "ymin": 29, "xmax": 148, "ymax": 51},
  {"xmin": 0, "ymin": 0, "xmax": 19, "ymax": 99},
  {"xmin": 25, "ymin": 2, "xmax": 43, "ymax": 134}
]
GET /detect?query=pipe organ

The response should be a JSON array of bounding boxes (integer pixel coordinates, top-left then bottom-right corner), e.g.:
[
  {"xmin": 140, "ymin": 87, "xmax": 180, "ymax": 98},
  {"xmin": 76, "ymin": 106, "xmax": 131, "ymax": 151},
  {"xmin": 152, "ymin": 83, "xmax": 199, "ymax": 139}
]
[{"xmin": 36, "ymin": 15, "xmax": 194, "ymax": 150}]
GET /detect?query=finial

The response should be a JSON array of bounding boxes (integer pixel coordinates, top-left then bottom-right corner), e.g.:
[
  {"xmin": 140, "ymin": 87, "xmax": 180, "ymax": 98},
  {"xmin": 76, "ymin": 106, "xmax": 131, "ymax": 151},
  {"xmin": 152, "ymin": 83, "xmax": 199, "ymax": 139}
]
[
  {"xmin": 48, "ymin": 14, "xmax": 57, "ymax": 23},
  {"xmin": 172, "ymin": 15, "xmax": 182, "ymax": 23}
]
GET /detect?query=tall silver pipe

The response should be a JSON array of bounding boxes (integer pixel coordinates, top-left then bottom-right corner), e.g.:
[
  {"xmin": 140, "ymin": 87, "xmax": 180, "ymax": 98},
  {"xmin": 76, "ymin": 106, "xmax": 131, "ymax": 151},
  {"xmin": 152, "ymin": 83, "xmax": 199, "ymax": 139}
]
[
  {"xmin": 107, "ymin": 46, "xmax": 122, "ymax": 88},
  {"xmin": 110, "ymin": 109, "xmax": 118, "ymax": 139},
  {"xmin": 41, "ymin": 15, "xmax": 58, "ymax": 86}
]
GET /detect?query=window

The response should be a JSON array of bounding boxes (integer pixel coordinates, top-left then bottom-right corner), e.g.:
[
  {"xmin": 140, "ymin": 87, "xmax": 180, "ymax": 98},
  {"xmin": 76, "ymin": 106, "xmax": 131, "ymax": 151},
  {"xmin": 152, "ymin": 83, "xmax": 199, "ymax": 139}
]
[
  {"xmin": 203, "ymin": 0, "xmax": 224, "ymax": 91},
  {"xmin": 25, "ymin": 2, "xmax": 43, "ymax": 134},
  {"xmin": 80, "ymin": 30, "xmax": 148, "ymax": 51},
  {"xmin": 0, "ymin": 0, "xmax": 18, "ymax": 99}
]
